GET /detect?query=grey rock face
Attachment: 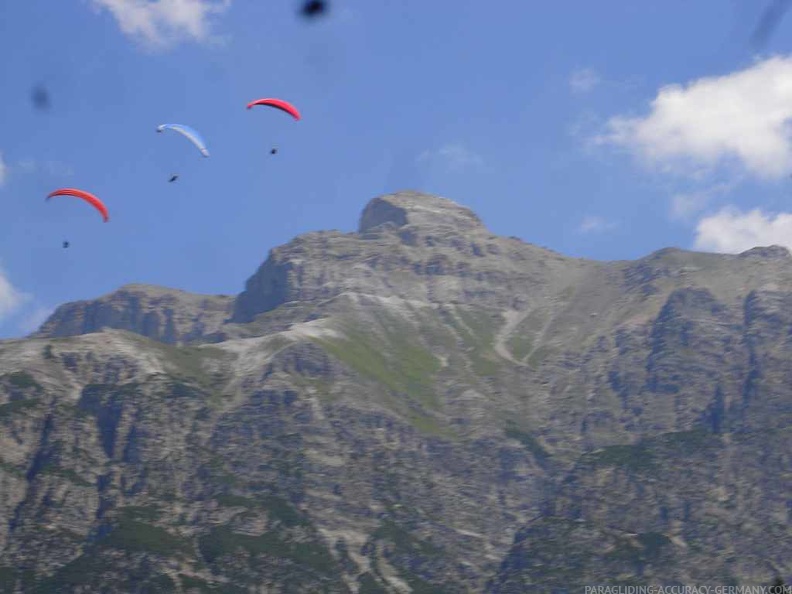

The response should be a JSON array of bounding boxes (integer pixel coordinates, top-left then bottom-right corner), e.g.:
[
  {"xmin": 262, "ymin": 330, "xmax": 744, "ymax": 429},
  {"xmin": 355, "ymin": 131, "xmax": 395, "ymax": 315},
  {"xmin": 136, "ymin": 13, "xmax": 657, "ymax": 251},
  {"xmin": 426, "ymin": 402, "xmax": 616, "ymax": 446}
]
[
  {"xmin": 231, "ymin": 191, "xmax": 578, "ymax": 324},
  {"xmin": 33, "ymin": 284, "xmax": 234, "ymax": 345},
  {"xmin": 4, "ymin": 191, "xmax": 792, "ymax": 592},
  {"xmin": 358, "ymin": 191, "xmax": 485, "ymax": 234}
]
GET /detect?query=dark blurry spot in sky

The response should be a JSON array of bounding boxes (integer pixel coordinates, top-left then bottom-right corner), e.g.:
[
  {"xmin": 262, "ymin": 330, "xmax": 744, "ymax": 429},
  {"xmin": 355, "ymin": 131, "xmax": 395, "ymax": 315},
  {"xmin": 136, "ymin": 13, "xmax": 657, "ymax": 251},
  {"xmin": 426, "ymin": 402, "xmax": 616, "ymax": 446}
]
[
  {"xmin": 300, "ymin": 0, "xmax": 329, "ymax": 20},
  {"xmin": 31, "ymin": 85, "xmax": 50, "ymax": 111},
  {"xmin": 752, "ymin": 0, "xmax": 791, "ymax": 47}
]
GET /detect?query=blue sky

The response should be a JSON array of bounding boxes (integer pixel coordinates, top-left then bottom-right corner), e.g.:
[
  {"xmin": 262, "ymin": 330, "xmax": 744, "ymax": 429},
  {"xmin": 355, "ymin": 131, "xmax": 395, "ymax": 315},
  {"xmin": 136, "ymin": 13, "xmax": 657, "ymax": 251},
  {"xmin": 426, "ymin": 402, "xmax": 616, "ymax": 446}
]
[{"xmin": 2, "ymin": 0, "xmax": 792, "ymax": 337}]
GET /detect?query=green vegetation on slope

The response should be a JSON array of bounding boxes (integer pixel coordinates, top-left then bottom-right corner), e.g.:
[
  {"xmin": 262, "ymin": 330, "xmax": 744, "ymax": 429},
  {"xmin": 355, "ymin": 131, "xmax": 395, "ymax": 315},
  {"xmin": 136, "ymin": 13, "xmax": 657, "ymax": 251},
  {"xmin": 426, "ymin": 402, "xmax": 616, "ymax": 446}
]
[
  {"xmin": 199, "ymin": 526, "xmax": 337, "ymax": 575},
  {"xmin": 442, "ymin": 307, "xmax": 503, "ymax": 377},
  {"xmin": 103, "ymin": 518, "xmax": 193, "ymax": 556},
  {"xmin": 0, "ymin": 399, "xmax": 39, "ymax": 418},
  {"xmin": 2, "ymin": 371, "xmax": 42, "ymax": 390},
  {"xmin": 583, "ymin": 443, "xmax": 657, "ymax": 472},
  {"xmin": 314, "ymin": 320, "xmax": 440, "ymax": 406}
]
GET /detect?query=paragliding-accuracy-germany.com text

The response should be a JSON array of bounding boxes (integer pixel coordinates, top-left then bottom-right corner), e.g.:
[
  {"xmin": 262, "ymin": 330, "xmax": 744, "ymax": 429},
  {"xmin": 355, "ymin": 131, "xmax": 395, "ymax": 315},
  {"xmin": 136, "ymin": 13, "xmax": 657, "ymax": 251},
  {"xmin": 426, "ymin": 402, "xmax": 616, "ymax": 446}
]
[{"xmin": 585, "ymin": 586, "xmax": 792, "ymax": 594}]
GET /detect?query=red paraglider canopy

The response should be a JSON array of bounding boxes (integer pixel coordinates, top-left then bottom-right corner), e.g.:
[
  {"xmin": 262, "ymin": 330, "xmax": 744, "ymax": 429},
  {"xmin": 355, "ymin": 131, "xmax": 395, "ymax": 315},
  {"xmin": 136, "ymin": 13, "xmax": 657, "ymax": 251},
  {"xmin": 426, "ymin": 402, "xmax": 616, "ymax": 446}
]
[
  {"xmin": 246, "ymin": 98, "xmax": 301, "ymax": 120},
  {"xmin": 47, "ymin": 188, "xmax": 109, "ymax": 222}
]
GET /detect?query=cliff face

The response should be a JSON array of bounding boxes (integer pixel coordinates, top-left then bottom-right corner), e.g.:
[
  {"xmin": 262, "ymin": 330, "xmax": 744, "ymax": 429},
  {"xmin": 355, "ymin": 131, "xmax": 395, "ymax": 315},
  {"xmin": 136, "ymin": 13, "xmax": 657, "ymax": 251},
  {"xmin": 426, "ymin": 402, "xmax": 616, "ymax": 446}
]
[
  {"xmin": 2, "ymin": 191, "xmax": 790, "ymax": 592},
  {"xmin": 230, "ymin": 191, "xmax": 577, "ymax": 327},
  {"xmin": 33, "ymin": 284, "xmax": 233, "ymax": 345}
]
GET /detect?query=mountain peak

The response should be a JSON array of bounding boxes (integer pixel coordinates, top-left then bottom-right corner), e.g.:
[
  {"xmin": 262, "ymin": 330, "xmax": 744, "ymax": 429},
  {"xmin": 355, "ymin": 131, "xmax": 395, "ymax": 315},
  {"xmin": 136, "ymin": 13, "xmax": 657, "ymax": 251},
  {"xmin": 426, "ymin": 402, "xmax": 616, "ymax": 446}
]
[
  {"xmin": 358, "ymin": 191, "xmax": 486, "ymax": 234},
  {"xmin": 738, "ymin": 245, "xmax": 791, "ymax": 260}
]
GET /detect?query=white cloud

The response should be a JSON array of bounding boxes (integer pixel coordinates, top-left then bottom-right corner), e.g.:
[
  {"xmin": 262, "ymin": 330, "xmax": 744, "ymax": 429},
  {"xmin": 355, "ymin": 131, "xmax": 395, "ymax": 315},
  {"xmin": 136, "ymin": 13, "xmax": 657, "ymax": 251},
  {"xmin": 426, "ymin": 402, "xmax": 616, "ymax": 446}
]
[
  {"xmin": 569, "ymin": 68, "xmax": 601, "ymax": 94},
  {"xmin": 693, "ymin": 206, "xmax": 792, "ymax": 253},
  {"xmin": 672, "ymin": 191, "xmax": 712, "ymax": 221},
  {"xmin": 578, "ymin": 215, "xmax": 617, "ymax": 233},
  {"xmin": 18, "ymin": 305, "xmax": 53, "ymax": 335},
  {"xmin": 417, "ymin": 143, "xmax": 485, "ymax": 172},
  {"xmin": 670, "ymin": 182, "xmax": 735, "ymax": 221},
  {"xmin": 16, "ymin": 160, "xmax": 74, "ymax": 177},
  {"xmin": 16, "ymin": 160, "xmax": 35, "ymax": 174},
  {"xmin": 0, "ymin": 153, "xmax": 7, "ymax": 187},
  {"xmin": 0, "ymin": 266, "xmax": 30, "ymax": 322},
  {"xmin": 596, "ymin": 56, "xmax": 792, "ymax": 180},
  {"xmin": 91, "ymin": 0, "xmax": 231, "ymax": 47}
]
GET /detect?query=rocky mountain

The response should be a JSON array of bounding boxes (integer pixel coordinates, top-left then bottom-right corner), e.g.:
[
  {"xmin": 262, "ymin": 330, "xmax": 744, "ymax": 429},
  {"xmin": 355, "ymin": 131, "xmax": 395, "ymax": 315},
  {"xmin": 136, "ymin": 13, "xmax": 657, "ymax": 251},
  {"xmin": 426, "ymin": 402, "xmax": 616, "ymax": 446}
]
[
  {"xmin": 1, "ymin": 191, "xmax": 789, "ymax": 592},
  {"xmin": 33, "ymin": 285, "xmax": 233, "ymax": 345}
]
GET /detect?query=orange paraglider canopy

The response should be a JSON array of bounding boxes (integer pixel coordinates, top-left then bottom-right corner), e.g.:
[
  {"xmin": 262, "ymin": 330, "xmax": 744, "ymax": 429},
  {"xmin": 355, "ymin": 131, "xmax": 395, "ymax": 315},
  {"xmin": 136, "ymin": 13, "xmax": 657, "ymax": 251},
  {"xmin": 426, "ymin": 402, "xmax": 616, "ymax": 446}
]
[
  {"xmin": 47, "ymin": 188, "xmax": 109, "ymax": 222},
  {"xmin": 246, "ymin": 98, "xmax": 301, "ymax": 120}
]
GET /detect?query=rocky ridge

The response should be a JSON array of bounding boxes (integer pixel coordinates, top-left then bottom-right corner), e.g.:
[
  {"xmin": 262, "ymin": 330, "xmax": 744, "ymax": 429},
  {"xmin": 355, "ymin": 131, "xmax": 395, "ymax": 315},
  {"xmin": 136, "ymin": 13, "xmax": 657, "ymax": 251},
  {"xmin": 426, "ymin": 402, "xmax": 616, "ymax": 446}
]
[{"xmin": 1, "ymin": 191, "xmax": 789, "ymax": 592}]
